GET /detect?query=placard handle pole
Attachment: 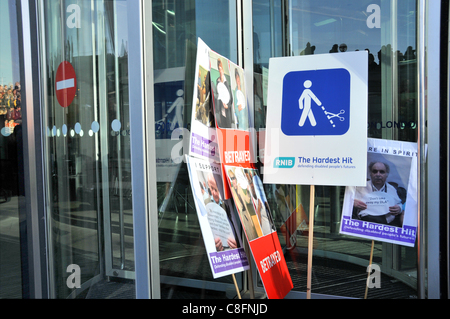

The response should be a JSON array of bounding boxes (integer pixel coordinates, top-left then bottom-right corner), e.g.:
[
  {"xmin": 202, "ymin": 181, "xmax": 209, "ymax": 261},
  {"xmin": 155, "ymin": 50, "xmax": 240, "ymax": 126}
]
[
  {"xmin": 307, "ymin": 185, "xmax": 315, "ymax": 299},
  {"xmin": 244, "ymin": 236, "xmax": 255, "ymax": 299},
  {"xmin": 364, "ymin": 240, "xmax": 375, "ymax": 299},
  {"xmin": 232, "ymin": 274, "xmax": 242, "ymax": 299}
]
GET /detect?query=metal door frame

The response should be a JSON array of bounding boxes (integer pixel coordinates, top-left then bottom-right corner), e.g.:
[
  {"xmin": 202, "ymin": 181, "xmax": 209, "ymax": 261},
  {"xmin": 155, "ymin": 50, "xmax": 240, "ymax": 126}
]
[
  {"xmin": 129, "ymin": 0, "xmax": 161, "ymax": 299},
  {"xmin": 18, "ymin": 0, "xmax": 49, "ymax": 299},
  {"xmin": 423, "ymin": 0, "xmax": 442, "ymax": 299}
]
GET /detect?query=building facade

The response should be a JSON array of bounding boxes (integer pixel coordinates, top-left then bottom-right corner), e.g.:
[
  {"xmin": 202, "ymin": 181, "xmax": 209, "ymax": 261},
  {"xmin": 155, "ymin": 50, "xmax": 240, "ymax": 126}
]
[{"xmin": 0, "ymin": 0, "xmax": 448, "ymax": 299}]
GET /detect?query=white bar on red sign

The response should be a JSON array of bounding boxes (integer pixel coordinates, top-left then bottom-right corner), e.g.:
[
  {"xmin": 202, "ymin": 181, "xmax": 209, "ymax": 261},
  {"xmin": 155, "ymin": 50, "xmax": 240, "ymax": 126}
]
[{"xmin": 56, "ymin": 78, "xmax": 75, "ymax": 91}]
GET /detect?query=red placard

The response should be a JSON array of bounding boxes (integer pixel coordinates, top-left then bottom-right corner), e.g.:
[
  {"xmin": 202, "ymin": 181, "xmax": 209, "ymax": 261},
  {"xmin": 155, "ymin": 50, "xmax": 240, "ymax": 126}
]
[
  {"xmin": 217, "ymin": 129, "xmax": 253, "ymax": 200},
  {"xmin": 224, "ymin": 166, "xmax": 293, "ymax": 299},
  {"xmin": 249, "ymin": 232, "xmax": 293, "ymax": 299},
  {"xmin": 55, "ymin": 61, "xmax": 77, "ymax": 108}
]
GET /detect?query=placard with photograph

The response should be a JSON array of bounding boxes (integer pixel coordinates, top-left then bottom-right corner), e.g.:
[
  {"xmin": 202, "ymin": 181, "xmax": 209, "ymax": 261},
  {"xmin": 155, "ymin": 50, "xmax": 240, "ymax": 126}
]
[
  {"xmin": 188, "ymin": 38, "xmax": 220, "ymax": 163},
  {"xmin": 186, "ymin": 155, "xmax": 249, "ymax": 278},
  {"xmin": 224, "ymin": 165, "xmax": 293, "ymax": 299},
  {"xmin": 340, "ymin": 138, "xmax": 419, "ymax": 247},
  {"xmin": 208, "ymin": 49, "xmax": 255, "ymax": 200},
  {"xmin": 187, "ymin": 38, "xmax": 292, "ymax": 298}
]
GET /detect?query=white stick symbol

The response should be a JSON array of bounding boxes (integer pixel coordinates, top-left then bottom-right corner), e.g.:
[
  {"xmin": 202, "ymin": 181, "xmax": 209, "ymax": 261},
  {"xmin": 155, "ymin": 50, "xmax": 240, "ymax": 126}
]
[{"xmin": 298, "ymin": 80, "xmax": 322, "ymax": 127}]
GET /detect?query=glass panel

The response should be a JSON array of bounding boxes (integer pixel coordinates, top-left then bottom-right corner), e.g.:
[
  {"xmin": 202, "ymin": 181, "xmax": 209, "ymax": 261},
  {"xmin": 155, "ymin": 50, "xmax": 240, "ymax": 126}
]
[
  {"xmin": 253, "ymin": 0, "xmax": 418, "ymax": 298},
  {"xmin": 152, "ymin": 0, "xmax": 239, "ymax": 298},
  {"xmin": 0, "ymin": 0, "xmax": 23, "ymax": 299},
  {"xmin": 40, "ymin": 0, "xmax": 134, "ymax": 299}
]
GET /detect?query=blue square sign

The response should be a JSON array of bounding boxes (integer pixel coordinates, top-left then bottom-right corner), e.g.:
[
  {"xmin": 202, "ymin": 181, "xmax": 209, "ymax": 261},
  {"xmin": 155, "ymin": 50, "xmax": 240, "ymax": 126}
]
[{"xmin": 281, "ymin": 68, "xmax": 351, "ymax": 136}]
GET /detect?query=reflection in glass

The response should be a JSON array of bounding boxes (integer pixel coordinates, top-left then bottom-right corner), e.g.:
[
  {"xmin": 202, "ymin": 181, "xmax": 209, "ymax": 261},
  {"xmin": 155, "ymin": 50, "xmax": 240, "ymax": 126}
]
[
  {"xmin": 152, "ymin": 0, "xmax": 239, "ymax": 298},
  {"xmin": 253, "ymin": 0, "xmax": 418, "ymax": 298},
  {"xmin": 0, "ymin": 0, "xmax": 23, "ymax": 299},
  {"xmin": 40, "ymin": 0, "xmax": 134, "ymax": 299}
]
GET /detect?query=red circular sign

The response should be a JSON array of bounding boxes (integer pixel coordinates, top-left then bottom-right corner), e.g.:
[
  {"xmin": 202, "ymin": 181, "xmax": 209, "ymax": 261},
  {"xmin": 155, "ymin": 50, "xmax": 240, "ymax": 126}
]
[{"xmin": 55, "ymin": 61, "xmax": 77, "ymax": 108}]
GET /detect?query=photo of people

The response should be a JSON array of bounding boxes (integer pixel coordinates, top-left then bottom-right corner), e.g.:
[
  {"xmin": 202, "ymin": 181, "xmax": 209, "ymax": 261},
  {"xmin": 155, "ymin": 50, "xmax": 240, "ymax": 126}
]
[
  {"xmin": 210, "ymin": 53, "xmax": 234, "ymax": 129},
  {"xmin": 198, "ymin": 170, "xmax": 239, "ymax": 251},
  {"xmin": 186, "ymin": 155, "xmax": 249, "ymax": 278},
  {"xmin": 351, "ymin": 153, "xmax": 411, "ymax": 228},
  {"xmin": 340, "ymin": 138, "xmax": 418, "ymax": 247},
  {"xmin": 208, "ymin": 51, "xmax": 249, "ymax": 131},
  {"xmin": 225, "ymin": 166, "xmax": 276, "ymax": 242},
  {"xmin": 194, "ymin": 66, "xmax": 215, "ymax": 128},
  {"xmin": 188, "ymin": 38, "xmax": 220, "ymax": 163},
  {"xmin": 233, "ymin": 67, "xmax": 248, "ymax": 130}
]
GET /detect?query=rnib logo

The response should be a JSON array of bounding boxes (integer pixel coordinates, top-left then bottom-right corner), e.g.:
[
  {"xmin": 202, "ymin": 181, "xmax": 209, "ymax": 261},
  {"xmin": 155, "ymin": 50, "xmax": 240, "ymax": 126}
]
[{"xmin": 281, "ymin": 68, "xmax": 351, "ymax": 136}]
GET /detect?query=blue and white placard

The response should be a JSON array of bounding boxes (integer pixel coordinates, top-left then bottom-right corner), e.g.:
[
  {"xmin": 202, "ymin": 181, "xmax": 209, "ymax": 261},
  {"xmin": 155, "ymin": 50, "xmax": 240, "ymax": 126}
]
[{"xmin": 263, "ymin": 51, "xmax": 368, "ymax": 186}]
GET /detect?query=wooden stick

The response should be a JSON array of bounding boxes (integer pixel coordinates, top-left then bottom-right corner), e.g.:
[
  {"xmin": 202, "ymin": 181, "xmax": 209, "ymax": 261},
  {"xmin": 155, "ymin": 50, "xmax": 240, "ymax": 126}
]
[
  {"xmin": 364, "ymin": 240, "xmax": 375, "ymax": 299},
  {"xmin": 244, "ymin": 236, "xmax": 255, "ymax": 299},
  {"xmin": 232, "ymin": 274, "xmax": 242, "ymax": 299},
  {"xmin": 306, "ymin": 185, "xmax": 315, "ymax": 299}
]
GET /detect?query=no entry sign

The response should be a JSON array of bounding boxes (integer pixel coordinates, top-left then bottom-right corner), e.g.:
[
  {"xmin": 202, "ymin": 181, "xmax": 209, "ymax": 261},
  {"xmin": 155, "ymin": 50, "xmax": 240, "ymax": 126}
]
[{"xmin": 55, "ymin": 61, "xmax": 77, "ymax": 108}]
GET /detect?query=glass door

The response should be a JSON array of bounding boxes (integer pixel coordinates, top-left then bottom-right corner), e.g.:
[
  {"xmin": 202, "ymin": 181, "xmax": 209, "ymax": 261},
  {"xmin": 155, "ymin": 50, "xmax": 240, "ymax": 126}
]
[
  {"xmin": 38, "ymin": 0, "xmax": 135, "ymax": 298},
  {"xmin": 252, "ymin": 0, "xmax": 420, "ymax": 298},
  {"xmin": 150, "ymin": 0, "xmax": 243, "ymax": 298},
  {"xmin": 0, "ymin": 0, "xmax": 24, "ymax": 299}
]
